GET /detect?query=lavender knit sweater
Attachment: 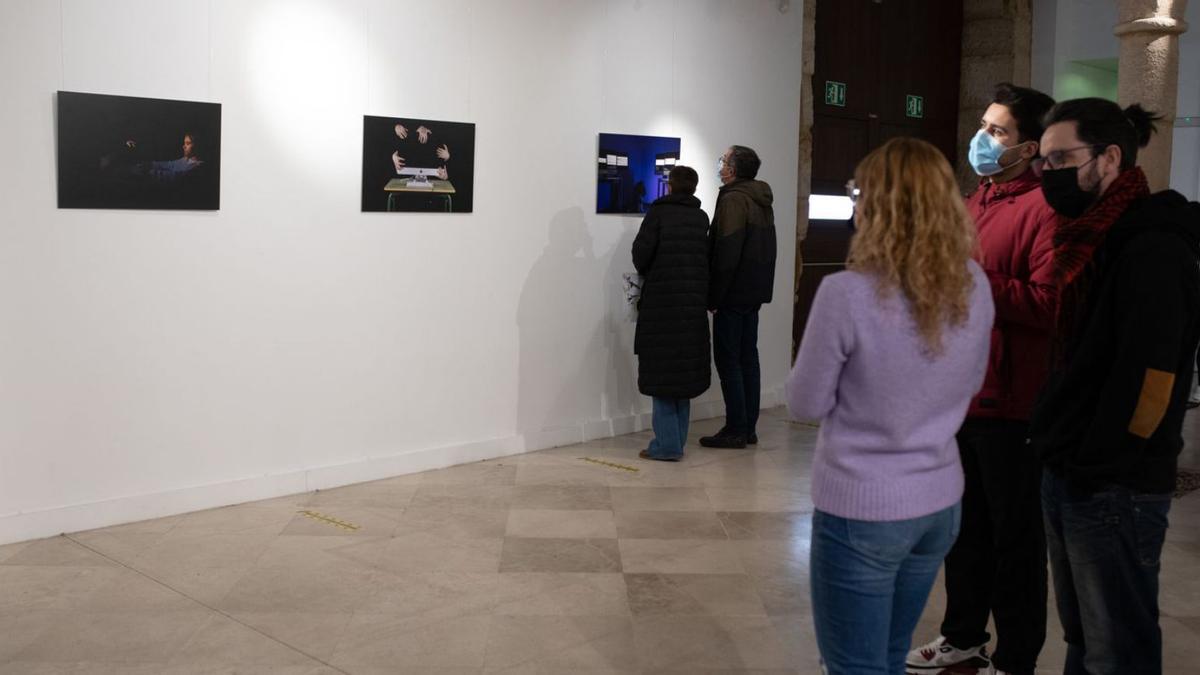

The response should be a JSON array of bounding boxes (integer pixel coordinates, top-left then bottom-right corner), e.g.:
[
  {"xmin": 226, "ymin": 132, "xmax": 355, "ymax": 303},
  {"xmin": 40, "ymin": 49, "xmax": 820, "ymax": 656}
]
[{"xmin": 787, "ymin": 262, "xmax": 994, "ymax": 521}]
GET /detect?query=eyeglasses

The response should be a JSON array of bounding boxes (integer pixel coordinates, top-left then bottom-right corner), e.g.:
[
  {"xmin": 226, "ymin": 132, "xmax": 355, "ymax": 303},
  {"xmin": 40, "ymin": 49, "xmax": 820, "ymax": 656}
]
[
  {"xmin": 845, "ymin": 179, "xmax": 861, "ymax": 204},
  {"xmin": 1034, "ymin": 145, "xmax": 1108, "ymax": 171}
]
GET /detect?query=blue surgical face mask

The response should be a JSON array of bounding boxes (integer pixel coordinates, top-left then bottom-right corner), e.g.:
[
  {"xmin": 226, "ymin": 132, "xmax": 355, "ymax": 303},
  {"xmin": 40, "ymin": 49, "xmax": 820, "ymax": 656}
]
[{"xmin": 968, "ymin": 130, "xmax": 1024, "ymax": 177}]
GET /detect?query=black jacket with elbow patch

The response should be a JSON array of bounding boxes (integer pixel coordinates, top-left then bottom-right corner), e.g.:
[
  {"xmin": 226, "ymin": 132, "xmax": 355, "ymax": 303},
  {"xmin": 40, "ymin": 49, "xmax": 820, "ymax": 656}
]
[{"xmin": 1030, "ymin": 190, "xmax": 1200, "ymax": 494}]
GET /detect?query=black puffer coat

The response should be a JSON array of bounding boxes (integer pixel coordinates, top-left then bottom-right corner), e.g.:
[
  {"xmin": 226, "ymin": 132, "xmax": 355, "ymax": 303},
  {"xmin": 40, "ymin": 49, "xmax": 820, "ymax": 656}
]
[{"xmin": 632, "ymin": 193, "xmax": 712, "ymax": 399}]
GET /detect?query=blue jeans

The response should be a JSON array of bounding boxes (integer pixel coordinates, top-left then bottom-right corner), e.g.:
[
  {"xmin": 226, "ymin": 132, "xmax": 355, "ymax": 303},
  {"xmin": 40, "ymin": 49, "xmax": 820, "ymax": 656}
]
[
  {"xmin": 1042, "ymin": 472, "xmax": 1171, "ymax": 675},
  {"xmin": 646, "ymin": 397, "xmax": 690, "ymax": 459},
  {"xmin": 810, "ymin": 504, "xmax": 962, "ymax": 675},
  {"xmin": 713, "ymin": 308, "xmax": 760, "ymax": 437}
]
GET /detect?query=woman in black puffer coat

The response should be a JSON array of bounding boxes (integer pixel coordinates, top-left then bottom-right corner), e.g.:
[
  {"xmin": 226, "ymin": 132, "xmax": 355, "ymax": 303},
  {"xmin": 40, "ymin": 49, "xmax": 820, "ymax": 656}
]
[{"xmin": 632, "ymin": 165, "xmax": 712, "ymax": 461}]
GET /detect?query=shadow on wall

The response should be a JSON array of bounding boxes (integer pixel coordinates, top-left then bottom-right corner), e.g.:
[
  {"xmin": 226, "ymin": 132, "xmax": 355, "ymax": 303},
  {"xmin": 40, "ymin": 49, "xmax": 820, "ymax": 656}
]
[
  {"xmin": 516, "ymin": 207, "xmax": 599, "ymax": 445},
  {"xmin": 603, "ymin": 220, "xmax": 641, "ymax": 425},
  {"xmin": 516, "ymin": 207, "xmax": 644, "ymax": 448}
]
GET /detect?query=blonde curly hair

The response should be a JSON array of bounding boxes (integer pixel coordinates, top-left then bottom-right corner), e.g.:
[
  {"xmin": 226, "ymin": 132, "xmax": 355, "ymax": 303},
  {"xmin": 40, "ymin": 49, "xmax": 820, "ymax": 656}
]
[{"xmin": 847, "ymin": 137, "xmax": 978, "ymax": 355}]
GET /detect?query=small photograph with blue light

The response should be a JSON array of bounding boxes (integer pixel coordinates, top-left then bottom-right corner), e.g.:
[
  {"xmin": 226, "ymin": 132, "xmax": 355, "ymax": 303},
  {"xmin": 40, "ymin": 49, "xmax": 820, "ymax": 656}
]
[{"xmin": 596, "ymin": 133, "xmax": 681, "ymax": 215}]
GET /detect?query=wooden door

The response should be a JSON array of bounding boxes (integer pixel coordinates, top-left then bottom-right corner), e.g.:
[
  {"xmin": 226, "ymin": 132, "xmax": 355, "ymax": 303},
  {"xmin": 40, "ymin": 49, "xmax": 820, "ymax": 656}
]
[{"xmin": 795, "ymin": 0, "xmax": 964, "ymax": 354}]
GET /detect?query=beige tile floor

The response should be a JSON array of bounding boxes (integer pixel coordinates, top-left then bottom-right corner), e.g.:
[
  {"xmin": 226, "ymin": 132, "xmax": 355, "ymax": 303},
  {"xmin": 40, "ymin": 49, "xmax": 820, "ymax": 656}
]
[{"xmin": 1, "ymin": 407, "xmax": 1198, "ymax": 674}]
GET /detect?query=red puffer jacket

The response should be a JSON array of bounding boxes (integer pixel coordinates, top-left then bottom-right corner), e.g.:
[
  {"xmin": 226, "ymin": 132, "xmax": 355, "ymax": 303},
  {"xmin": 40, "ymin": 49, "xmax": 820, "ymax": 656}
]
[{"xmin": 966, "ymin": 168, "xmax": 1059, "ymax": 421}]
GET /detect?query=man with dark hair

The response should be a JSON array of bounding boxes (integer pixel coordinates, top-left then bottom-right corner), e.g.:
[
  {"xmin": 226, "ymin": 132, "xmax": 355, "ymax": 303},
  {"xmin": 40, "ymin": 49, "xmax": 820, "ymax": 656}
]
[
  {"xmin": 909, "ymin": 83, "xmax": 1057, "ymax": 675},
  {"xmin": 700, "ymin": 145, "xmax": 776, "ymax": 449},
  {"xmin": 633, "ymin": 165, "xmax": 712, "ymax": 461},
  {"xmin": 1033, "ymin": 98, "xmax": 1200, "ymax": 673}
]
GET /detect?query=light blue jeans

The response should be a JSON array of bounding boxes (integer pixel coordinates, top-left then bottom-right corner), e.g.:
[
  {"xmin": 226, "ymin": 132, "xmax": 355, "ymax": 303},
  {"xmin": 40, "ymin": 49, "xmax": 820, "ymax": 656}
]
[
  {"xmin": 810, "ymin": 503, "xmax": 962, "ymax": 674},
  {"xmin": 646, "ymin": 397, "xmax": 690, "ymax": 459}
]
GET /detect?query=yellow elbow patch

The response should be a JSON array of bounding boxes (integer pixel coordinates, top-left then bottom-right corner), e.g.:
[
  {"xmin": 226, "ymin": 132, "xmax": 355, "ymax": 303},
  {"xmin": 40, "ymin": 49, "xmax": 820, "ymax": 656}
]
[{"xmin": 1129, "ymin": 369, "xmax": 1176, "ymax": 439}]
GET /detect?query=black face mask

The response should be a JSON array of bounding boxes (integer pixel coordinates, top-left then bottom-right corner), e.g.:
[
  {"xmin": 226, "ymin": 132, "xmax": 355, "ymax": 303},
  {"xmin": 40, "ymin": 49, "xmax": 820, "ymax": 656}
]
[{"xmin": 1041, "ymin": 160, "xmax": 1100, "ymax": 219}]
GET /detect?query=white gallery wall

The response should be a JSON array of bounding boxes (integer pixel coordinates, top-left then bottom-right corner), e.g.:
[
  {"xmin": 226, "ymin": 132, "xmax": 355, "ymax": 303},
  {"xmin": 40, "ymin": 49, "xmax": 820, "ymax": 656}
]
[
  {"xmin": 1031, "ymin": 0, "xmax": 1200, "ymax": 200},
  {"xmin": 0, "ymin": 0, "xmax": 804, "ymax": 544}
]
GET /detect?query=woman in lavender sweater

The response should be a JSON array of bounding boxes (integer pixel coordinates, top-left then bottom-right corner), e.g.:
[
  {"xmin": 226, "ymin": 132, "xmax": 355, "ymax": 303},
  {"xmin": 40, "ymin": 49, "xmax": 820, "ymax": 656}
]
[{"xmin": 787, "ymin": 138, "xmax": 994, "ymax": 674}]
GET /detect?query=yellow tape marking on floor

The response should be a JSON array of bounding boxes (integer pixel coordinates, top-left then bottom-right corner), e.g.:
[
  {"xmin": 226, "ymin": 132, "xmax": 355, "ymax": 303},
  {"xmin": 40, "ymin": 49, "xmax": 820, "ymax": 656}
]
[
  {"xmin": 297, "ymin": 510, "xmax": 361, "ymax": 532},
  {"xmin": 581, "ymin": 457, "xmax": 640, "ymax": 473}
]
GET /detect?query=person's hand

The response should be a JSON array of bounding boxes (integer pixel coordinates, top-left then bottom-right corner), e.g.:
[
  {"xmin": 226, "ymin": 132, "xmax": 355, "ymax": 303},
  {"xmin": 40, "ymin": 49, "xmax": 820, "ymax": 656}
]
[
  {"xmin": 394, "ymin": 124, "xmax": 408, "ymax": 140},
  {"xmin": 436, "ymin": 144, "xmax": 450, "ymax": 161},
  {"xmin": 436, "ymin": 166, "xmax": 448, "ymax": 180},
  {"xmin": 392, "ymin": 151, "xmax": 406, "ymax": 173},
  {"xmin": 417, "ymin": 126, "xmax": 432, "ymax": 144}
]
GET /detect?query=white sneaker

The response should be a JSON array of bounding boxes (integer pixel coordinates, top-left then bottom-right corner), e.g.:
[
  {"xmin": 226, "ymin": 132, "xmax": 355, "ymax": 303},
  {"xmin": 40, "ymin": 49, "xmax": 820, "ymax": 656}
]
[{"xmin": 905, "ymin": 636, "xmax": 990, "ymax": 673}]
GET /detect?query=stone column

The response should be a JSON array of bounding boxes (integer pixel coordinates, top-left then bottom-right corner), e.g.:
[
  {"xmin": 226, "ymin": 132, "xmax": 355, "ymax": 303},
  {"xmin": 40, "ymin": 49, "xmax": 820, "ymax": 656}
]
[
  {"xmin": 793, "ymin": 0, "xmax": 815, "ymax": 358},
  {"xmin": 1115, "ymin": 0, "xmax": 1189, "ymax": 191},
  {"xmin": 956, "ymin": 0, "xmax": 1033, "ymax": 194}
]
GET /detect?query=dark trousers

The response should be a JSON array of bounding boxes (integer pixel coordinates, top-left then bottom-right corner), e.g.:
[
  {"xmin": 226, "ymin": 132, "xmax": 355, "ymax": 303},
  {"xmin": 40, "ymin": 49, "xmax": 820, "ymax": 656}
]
[
  {"xmin": 713, "ymin": 308, "xmax": 760, "ymax": 437},
  {"xmin": 940, "ymin": 418, "xmax": 1047, "ymax": 674},
  {"xmin": 1042, "ymin": 472, "xmax": 1171, "ymax": 675}
]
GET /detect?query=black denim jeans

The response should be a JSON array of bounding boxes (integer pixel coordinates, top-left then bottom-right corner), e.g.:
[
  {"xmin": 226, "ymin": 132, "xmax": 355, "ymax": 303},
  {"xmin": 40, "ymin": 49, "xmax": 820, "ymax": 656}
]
[
  {"xmin": 1042, "ymin": 471, "xmax": 1172, "ymax": 675},
  {"xmin": 940, "ymin": 419, "xmax": 1047, "ymax": 675}
]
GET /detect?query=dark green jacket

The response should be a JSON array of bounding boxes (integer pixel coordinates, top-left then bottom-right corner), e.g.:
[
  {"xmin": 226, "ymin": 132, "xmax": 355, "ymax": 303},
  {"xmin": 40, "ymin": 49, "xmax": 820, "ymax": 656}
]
[{"xmin": 708, "ymin": 179, "xmax": 777, "ymax": 309}]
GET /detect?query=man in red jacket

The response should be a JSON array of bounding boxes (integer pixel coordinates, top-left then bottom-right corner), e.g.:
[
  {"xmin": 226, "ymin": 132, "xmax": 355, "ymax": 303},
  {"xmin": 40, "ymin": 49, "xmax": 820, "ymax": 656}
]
[{"xmin": 908, "ymin": 83, "xmax": 1057, "ymax": 675}]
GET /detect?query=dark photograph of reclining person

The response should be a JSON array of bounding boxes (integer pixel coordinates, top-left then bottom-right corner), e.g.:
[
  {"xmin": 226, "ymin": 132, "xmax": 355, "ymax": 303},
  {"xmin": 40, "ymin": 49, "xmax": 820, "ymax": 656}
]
[
  {"xmin": 56, "ymin": 91, "xmax": 221, "ymax": 210},
  {"xmin": 361, "ymin": 115, "xmax": 476, "ymax": 213}
]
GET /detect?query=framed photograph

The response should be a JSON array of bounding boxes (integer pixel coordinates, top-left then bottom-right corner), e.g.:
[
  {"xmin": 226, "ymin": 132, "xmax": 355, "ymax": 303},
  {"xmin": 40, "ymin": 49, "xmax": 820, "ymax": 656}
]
[
  {"xmin": 57, "ymin": 91, "xmax": 221, "ymax": 210},
  {"xmin": 361, "ymin": 115, "xmax": 476, "ymax": 213},
  {"xmin": 596, "ymin": 132, "xmax": 681, "ymax": 214}
]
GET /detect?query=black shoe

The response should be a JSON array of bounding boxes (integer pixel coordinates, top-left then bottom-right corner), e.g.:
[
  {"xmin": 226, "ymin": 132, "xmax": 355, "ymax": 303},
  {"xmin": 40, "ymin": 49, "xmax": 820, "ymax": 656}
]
[
  {"xmin": 699, "ymin": 433, "xmax": 747, "ymax": 449},
  {"xmin": 747, "ymin": 433, "xmax": 758, "ymax": 445}
]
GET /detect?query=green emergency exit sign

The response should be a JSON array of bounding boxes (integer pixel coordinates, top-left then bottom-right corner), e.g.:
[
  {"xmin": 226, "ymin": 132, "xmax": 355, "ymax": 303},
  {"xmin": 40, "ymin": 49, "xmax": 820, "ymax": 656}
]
[
  {"xmin": 825, "ymin": 81, "xmax": 847, "ymax": 107},
  {"xmin": 906, "ymin": 94, "xmax": 925, "ymax": 118}
]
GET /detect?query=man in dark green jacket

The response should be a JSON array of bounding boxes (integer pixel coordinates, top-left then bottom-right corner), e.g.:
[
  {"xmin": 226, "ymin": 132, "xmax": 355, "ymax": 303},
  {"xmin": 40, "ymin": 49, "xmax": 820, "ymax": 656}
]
[{"xmin": 700, "ymin": 145, "xmax": 777, "ymax": 449}]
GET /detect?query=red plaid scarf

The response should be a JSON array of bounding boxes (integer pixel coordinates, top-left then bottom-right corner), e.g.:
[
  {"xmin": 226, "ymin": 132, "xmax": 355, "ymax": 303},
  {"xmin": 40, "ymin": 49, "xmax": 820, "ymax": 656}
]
[{"xmin": 1053, "ymin": 167, "xmax": 1151, "ymax": 355}]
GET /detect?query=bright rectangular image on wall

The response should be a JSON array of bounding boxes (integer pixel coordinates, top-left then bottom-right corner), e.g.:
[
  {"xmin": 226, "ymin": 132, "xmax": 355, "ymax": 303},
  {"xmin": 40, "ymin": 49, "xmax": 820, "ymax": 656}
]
[
  {"xmin": 597, "ymin": 133, "xmax": 681, "ymax": 215},
  {"xmin": 361, "ymin": 115, "xmax": 476, "ymax": 213},
  {"xmin": 56, "ymin": 91, "xmax": 222, "ymax": 210}
]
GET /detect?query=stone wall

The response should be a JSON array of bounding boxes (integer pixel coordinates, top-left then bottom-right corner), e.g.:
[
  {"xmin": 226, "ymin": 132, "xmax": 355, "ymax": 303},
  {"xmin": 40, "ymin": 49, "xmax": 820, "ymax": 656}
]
[
  {"xmin": 794, "ymin": 0, "xmax": 815, "ymax": 357},
  {"xmin": 957, "ymin": 0, "xmax": 1033, "ymax": 193}
]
